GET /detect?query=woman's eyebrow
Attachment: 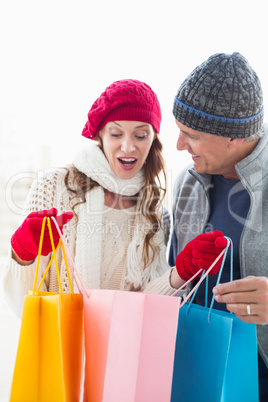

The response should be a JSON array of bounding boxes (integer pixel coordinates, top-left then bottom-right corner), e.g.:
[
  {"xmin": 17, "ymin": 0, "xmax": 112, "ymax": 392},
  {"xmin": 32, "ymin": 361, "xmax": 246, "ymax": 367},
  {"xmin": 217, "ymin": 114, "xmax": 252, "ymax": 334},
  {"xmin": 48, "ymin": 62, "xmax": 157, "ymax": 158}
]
[{"xmin": 134, "ymin": 124, "xmax": 149, "ymax": 129}]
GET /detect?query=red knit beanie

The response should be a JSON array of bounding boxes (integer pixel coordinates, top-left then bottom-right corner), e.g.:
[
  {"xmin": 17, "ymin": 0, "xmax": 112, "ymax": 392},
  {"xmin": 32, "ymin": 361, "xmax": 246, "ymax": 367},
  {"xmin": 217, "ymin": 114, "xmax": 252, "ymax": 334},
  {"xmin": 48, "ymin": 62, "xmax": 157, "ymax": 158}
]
[{"xmin": 82, "ymin": 79, "xmax": 162, "ymax": 139}]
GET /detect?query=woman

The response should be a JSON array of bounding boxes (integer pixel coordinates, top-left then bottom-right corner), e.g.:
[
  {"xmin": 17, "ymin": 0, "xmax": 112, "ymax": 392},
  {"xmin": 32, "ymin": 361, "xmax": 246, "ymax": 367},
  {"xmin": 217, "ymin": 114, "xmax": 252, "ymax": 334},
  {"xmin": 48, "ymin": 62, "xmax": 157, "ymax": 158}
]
[{"xmin": 2, "ymin": 79, "xmax": 225, "ymax": 317}]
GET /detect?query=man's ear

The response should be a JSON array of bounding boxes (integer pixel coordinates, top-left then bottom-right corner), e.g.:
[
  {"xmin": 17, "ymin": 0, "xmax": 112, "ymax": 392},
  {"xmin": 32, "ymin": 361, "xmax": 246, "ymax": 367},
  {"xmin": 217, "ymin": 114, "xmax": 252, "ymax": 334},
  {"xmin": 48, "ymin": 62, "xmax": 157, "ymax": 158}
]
[{"xmin": 227, "ymin": 138, "xmax": 245, "ymax": 148}]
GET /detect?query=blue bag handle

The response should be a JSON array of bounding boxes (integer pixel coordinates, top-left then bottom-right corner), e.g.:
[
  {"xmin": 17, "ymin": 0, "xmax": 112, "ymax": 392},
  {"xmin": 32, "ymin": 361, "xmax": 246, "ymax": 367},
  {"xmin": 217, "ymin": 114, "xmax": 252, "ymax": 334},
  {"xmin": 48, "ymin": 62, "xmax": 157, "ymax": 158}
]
[
  {"xmin": 187, "ymin": 236, "xmax": 233, "ymax": 322},
  {"xmin": 172, "ymin": 236, "xmax": 233, "ymax": 323}
]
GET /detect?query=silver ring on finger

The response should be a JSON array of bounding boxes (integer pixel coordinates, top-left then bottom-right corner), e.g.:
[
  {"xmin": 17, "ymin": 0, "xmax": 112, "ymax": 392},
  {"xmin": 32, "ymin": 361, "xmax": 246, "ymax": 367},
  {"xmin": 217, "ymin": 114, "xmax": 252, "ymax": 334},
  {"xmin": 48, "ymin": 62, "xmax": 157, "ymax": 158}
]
[{"xmin": 246, "ymin": 304, "xmax": 251, "ymax": 316}]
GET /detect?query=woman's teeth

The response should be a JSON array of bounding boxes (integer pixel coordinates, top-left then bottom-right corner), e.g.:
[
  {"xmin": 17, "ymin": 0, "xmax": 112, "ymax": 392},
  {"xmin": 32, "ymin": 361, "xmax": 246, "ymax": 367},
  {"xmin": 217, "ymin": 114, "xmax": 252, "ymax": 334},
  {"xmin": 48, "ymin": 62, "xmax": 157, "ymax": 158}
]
[{"xmin": 119, "ymin": 158, "xmax": 136, "ymax": 166}]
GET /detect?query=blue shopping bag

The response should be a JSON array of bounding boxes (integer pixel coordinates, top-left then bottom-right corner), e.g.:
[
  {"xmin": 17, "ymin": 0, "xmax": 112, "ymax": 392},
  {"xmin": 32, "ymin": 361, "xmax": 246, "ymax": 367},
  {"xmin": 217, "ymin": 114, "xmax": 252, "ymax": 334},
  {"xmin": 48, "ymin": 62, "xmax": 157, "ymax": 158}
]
[{"xmin": 171, "ymin": 238, "xmax": 259, "ymax": 402}]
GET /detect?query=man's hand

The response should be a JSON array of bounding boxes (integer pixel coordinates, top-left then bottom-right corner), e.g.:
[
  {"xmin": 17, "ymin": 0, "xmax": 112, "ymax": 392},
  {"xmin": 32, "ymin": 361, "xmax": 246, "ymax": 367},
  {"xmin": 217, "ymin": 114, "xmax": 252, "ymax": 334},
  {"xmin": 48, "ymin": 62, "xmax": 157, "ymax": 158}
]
[{"xmin": 213, "ymin": 276, "xmax": 268, "ymax": 325}]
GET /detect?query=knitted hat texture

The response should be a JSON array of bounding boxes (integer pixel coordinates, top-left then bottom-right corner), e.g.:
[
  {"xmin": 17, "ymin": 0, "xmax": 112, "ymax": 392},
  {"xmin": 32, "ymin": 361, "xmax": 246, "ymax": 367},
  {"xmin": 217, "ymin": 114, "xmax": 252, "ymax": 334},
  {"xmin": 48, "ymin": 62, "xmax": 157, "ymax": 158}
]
[
  {"xmin": 173, "ymin": 52, "xmax": 264, "ymax": 138},
  {"xmin": 82, "ymin": 79, "xmax": 161, "ymax": 139}
]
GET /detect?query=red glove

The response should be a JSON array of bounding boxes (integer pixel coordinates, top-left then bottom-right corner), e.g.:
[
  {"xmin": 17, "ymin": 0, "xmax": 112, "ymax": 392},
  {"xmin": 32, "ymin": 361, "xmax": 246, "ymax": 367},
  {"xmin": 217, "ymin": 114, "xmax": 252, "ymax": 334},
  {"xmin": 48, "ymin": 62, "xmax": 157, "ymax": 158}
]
[
  {"xmin": 11, "ymin": 208, "xmax": 73, "ymax": 261},
  {"xmin": 175, "ymin": 231, "xmax": 228, "ymax": 281}
]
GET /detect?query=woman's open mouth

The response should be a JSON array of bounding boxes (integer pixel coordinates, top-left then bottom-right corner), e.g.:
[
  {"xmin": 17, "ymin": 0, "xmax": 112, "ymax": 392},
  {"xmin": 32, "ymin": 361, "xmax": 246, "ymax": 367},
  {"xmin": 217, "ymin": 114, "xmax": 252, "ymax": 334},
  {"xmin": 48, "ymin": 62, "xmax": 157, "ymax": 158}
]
[{"xmin": 118, "ymin": 157, "xmax": 138, "ymax": 169}]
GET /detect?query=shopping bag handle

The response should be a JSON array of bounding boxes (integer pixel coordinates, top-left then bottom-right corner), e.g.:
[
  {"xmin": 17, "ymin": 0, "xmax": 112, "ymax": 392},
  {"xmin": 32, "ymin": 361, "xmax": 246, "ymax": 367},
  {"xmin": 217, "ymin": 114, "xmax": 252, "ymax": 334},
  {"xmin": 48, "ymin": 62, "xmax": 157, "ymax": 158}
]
[
  {"xmin": 51, "ymin": 216, "xmax": 89, "ymax": 298},
  {"xmin": 188, "ymin": 237, "xmax": 233, "ymax": 322},
  {"xmin": 32, "ymin": 217, "xmax": 74, "ymax": 295},
  {"xmin": 171, "ymin": 237, "xmax": 233, "ymax": 321}
]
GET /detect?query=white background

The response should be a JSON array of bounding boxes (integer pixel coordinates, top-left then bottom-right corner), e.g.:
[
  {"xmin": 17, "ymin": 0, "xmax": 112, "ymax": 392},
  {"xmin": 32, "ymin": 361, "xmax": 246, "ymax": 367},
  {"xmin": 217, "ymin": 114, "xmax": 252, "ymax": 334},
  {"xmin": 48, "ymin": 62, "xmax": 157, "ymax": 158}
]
[{"xmin": 1, "ymin": 0, "xmax": 267, "ymax": 400}]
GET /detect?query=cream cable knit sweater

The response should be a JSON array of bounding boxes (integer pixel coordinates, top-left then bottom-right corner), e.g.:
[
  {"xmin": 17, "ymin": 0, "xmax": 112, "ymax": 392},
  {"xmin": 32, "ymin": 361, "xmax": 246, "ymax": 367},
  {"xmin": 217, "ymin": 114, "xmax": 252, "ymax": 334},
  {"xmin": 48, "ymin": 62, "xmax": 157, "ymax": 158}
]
[{"xmin": 2, "ymin": 166, "xmax": 175, "ymax": 318}]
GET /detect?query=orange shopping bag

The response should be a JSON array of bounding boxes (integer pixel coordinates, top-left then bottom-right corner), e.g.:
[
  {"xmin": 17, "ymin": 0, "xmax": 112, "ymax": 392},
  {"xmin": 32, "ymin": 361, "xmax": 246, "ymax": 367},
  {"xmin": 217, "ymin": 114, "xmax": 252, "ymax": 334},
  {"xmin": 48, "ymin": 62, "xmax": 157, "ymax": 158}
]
[{"xmin": 10, "ymin": 217, "xmax": 83, "ymax": 402}]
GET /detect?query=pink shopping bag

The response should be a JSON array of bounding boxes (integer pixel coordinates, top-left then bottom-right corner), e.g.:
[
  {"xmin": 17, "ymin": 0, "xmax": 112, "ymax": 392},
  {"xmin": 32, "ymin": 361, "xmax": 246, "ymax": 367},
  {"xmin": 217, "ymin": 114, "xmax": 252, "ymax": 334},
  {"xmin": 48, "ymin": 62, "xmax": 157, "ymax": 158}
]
[{"xmin": 83, "ymin": 289, "xmax": 181, "ymax": 402}]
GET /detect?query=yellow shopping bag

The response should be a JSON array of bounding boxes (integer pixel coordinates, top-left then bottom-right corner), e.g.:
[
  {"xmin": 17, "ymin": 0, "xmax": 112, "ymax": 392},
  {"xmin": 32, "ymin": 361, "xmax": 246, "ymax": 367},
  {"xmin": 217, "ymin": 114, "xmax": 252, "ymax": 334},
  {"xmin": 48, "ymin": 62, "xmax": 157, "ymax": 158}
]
[{"xmin": 10, "ymin": 217, "xmax": 83, "ymax": 402}]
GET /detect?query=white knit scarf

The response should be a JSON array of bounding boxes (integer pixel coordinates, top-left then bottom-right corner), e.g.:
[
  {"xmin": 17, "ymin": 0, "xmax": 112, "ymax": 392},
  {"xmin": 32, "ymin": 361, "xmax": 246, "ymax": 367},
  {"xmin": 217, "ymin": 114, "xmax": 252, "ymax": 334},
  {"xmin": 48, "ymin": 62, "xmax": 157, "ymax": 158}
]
[{"xmin": 73, "ymin": 142, "xmax": 169, "ymax": 290}]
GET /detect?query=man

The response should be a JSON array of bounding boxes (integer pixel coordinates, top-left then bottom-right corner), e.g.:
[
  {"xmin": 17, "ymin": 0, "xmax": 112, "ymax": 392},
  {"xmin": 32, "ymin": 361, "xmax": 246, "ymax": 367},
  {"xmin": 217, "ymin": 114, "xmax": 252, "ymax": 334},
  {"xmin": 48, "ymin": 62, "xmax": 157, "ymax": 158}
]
[{"xmin": 169, "ymin": 52, "xmax": 268, "ymax": 400}]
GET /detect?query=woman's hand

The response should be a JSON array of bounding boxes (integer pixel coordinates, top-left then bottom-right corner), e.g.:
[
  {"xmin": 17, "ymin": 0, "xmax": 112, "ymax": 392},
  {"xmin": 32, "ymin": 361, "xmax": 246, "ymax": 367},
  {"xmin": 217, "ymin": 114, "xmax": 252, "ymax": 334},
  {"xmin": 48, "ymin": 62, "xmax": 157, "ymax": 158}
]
[{"xmin": 11, "ymin": 208, "xmax": 73, "ymax": 262}]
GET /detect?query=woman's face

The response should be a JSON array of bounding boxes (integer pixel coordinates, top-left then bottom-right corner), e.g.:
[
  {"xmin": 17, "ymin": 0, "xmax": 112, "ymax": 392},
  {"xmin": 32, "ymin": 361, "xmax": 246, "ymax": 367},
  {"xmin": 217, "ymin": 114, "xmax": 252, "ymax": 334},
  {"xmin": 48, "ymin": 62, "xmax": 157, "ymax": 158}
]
[{"xmin": 99, "ymin": 121, "xmax": 155, "ymax": 179}]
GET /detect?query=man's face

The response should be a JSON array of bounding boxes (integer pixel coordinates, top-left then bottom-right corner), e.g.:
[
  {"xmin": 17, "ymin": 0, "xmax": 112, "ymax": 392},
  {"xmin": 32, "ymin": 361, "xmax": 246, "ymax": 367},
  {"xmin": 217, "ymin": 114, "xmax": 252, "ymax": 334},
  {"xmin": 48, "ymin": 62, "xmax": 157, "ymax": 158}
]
[{"xmin": 175, "ymin": 120, "xmax": 237, "ymax": 179}]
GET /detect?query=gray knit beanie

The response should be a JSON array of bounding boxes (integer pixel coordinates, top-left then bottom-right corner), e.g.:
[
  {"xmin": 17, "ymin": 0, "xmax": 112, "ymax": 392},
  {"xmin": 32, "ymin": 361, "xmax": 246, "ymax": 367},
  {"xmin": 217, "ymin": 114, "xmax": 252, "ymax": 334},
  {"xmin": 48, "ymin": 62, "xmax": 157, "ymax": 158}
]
[{"xmin": 173, "ymin": 52, "xmax": 264, "ymax": 138}]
